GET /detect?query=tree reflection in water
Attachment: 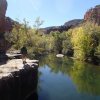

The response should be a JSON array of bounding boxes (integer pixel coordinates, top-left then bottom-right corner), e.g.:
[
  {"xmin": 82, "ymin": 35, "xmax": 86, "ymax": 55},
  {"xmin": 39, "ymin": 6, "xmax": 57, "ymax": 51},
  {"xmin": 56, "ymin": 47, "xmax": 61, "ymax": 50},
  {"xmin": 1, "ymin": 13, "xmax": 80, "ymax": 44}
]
[
  {"xmin": 70, "ymin": 61, "xmax": 100, "ymax": 95},
  {"xmin": 39, "ymin": 54, "xmax": 100, "ymax": 96}
]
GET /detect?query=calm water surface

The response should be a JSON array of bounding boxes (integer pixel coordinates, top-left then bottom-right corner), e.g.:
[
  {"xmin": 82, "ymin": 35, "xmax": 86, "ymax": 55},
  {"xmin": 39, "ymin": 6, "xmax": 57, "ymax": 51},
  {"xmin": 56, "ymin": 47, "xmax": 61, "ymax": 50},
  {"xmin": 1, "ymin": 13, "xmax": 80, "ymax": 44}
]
[{"xmin": 38, "ymin": 54, "xmax": 100, "ymax": 100}]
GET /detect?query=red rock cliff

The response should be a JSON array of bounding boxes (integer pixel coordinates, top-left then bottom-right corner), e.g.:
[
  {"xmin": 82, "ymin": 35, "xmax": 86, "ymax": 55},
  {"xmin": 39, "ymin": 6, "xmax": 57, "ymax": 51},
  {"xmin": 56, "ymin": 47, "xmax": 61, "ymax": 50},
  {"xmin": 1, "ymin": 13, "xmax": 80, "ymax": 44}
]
[
  {"xmin": 0, "ymin": 0, "xmax": 11, "ymax": 58},
  {"xmin": 0, "ymin": 0, "xmax": 7, "ymax": 33},
  {"xmin": 84, "ymin": 5, "xmax": 100, "ymax": 25}
]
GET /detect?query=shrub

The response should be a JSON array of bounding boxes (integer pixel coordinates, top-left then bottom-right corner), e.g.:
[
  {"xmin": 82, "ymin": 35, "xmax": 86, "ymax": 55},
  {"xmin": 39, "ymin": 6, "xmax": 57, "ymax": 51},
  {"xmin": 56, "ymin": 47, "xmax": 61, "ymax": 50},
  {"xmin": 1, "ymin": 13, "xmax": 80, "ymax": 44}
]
[{"xmin": 71, "ymin": 23, "xmax": 100, "ymax": 61}]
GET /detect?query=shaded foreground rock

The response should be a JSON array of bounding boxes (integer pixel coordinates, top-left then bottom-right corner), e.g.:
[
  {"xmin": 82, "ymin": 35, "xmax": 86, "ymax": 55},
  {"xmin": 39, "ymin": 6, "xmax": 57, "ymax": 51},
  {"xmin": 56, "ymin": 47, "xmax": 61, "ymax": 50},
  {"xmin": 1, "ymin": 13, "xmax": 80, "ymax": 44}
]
[
  {"xmin": 0, "ymin": 58, "xmax": 39, "ymax": 78},
  {"xmin": 0, "ymin": 66, "xmax": 38, "ymax": 100}
]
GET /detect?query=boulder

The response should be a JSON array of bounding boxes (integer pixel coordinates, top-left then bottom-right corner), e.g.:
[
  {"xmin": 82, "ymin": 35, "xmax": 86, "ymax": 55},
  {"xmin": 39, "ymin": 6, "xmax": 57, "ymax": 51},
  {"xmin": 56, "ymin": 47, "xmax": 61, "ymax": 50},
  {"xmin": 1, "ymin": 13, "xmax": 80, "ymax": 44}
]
[{"xmin": 56, "ymin": 54, "xmax": 64, "ymax": 57}]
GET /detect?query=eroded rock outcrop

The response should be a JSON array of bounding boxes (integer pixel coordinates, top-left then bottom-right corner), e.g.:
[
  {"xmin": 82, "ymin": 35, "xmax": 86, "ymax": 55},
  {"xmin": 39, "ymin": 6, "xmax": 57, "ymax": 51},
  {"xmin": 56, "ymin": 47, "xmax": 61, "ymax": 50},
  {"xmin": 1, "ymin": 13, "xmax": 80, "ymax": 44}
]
[
  {"xmin": 5, "ymin": 17, "xmax": 15, "ymax": 32},
  {"xmin": 0, "ymin": 0, "xmax": 7, "ymax": 33},
  {"xmin": 84, "ymin": 5, "xmax": 100, "ymax": 25},
  {"xmin": 40, "ymin": 5, "xmax": 100, "ymax": 34},
  {"xmin": 0, "ymin": 0, "xmax": 9, "ymax": 59}
]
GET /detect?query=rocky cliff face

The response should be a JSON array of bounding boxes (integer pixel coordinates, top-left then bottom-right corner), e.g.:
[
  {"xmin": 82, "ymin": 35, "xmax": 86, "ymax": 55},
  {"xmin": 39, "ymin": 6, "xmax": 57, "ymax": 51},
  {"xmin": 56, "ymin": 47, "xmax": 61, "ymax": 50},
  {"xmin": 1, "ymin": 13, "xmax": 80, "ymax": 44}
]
[
  {"xmin": 0, "ymin": 0, "xmax": 14, "ymax": 33},
  {"xmin": 84, "ymin": 5, "xmax": 100, "ymax": 25},
  {"xmin": 0, "ymin": 0, "xmax": 7, "ymax": 33},
  {"xmin": 0, "ymin": 0, "xmax": 11, "ymax": 59},
  {"xmin": 40, "ymin": 5, "xmax": 100, "ymax": 34},
  {"xmin": 5, "ymin": 17, "xmax": 15, "ymax": 32}
]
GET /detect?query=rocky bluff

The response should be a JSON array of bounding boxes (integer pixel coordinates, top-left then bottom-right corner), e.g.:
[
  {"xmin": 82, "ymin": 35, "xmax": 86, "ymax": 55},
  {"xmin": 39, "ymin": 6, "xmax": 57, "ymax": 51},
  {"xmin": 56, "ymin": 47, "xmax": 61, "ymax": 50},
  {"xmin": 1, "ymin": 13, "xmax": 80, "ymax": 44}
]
[
  {"xmin": 0, "ymin": 0, "xmax": 13, "ymax": 60},
  {"xmin": 84, "ymin": 5, "xmax": 100, "ymax": 25},
  {"xmin": 0, "ymin": 0, "xmax": 7, "ymax": 33},
  {"xmin": 40, "ymin": 5, "xmax": 100, "ymax": 34}
]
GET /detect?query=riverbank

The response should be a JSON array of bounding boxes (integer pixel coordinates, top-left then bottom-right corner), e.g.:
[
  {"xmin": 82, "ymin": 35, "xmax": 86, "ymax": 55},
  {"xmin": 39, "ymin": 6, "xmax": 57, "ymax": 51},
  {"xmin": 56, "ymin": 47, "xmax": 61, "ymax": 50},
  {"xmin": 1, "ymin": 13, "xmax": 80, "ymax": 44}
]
[
  {"xmin": 0, "ymin": 58, "xmax": 39, "ymax": 78},
  {"xmin": 0, "ymin": 66, "xmax": 38, "ymax": 100}
]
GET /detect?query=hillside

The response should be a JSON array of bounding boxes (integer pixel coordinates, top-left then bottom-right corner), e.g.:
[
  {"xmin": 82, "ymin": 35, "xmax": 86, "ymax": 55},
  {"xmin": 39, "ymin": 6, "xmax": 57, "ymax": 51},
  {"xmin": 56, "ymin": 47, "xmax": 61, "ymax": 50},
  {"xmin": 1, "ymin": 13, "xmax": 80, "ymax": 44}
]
[
  {"xmin": 40, "ymin": 19, "xmax": 83, "ymax": 34},
  {"xmin": 40, "ymin": 5, "xmax": 100, "ymax": 34},
  {"xmin": 84, "ymin": 5, "xmax": 100, "ymax": 25}
]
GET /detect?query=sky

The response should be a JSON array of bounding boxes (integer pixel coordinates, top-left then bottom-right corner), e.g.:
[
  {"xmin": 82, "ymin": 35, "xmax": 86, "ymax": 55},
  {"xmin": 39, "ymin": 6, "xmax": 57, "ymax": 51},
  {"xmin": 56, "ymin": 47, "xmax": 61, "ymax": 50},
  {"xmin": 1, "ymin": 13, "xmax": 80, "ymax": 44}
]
[{"xmin": 6, "ymin": 0, "xmax": 100, "ymax": 28}]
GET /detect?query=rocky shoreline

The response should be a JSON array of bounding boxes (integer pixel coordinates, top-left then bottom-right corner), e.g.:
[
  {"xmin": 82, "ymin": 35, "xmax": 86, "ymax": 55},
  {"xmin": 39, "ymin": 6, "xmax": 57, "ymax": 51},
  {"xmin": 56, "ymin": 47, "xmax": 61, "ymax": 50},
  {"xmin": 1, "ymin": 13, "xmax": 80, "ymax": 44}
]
[
  {"xmin": 0, "ymin": 66, "xmax": 38, "ymax": 100},
  {"xmin": 0, "ymin": 58, "xmax": 39, "ymax": 78}
]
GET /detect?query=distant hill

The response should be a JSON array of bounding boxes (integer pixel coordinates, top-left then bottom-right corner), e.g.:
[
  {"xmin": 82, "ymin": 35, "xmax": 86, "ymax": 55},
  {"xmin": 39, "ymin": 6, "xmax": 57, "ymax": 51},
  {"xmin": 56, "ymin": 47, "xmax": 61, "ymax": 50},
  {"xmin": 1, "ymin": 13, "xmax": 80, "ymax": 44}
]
[
  {"xmin": 40, "ymin": 19, "xmax": 83, "ymax": 34},
  {"xmin": 64, "ymin": 19, "xmax": 83, "ymax": 27},
  {"xmin": 40, "ymin": 5, "xmax": 100, "ymax": 34}
]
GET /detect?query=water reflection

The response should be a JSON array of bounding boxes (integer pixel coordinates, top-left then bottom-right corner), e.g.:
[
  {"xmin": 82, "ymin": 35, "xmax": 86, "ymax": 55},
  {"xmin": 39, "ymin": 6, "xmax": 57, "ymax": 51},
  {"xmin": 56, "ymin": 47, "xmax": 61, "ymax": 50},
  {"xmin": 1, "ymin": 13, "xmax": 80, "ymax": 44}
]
[
  {"xmin": 39, "ymin": 54, "xmax": 74, "ymax": 74},
  {"xmin": 0, "ymin": 67, "xmax": 38, "ymax": 100},
  {"xmin": 39, "ymin": 54, "xmax": 100, "ymax": 97},
  {"xmin": 70, "ymin": 61, "xmax": 100, "ymax": 95}
]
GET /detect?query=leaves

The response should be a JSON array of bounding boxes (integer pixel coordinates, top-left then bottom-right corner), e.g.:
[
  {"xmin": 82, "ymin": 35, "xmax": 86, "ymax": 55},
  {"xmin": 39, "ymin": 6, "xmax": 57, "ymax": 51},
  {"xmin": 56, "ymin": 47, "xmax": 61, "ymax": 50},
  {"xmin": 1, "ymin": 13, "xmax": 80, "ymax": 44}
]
[{"xmin": 71, "ymin": 22, "xmax": 100, "ymax": 60}]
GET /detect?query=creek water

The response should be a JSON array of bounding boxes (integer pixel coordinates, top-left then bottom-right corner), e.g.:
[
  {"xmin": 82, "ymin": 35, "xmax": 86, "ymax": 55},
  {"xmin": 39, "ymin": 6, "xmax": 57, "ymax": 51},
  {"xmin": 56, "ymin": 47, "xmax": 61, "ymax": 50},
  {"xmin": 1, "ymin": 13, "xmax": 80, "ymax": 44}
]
[
  {"xmin": 0, "ymin": 54, "xmax": 100, "ymax": 100},
  {"xmin": 38, "ymin": 54, "xmax": 100, "ymax": 100}
]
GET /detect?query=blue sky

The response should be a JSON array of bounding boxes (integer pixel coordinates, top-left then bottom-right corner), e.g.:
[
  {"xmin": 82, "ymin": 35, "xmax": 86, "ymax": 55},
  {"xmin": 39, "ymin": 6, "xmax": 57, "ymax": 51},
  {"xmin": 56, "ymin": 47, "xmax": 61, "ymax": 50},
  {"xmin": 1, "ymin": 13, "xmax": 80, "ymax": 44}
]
[{"xmin": 6, "ymin": 0, "xmax": 100, "ymax": 28}]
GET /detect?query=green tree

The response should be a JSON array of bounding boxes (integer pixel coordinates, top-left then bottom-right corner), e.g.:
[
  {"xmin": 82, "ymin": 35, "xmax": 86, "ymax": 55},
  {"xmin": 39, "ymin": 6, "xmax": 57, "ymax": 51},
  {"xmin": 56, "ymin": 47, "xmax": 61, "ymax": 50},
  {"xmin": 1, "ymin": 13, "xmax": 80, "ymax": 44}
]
[
  {"xmin": 5, "ymin": 19, "xmax": 31, "ymax": 49},
  {"xmin": 62, "ymin": 30, "xmax": 73, "ymax": 55},
  {"xmin": 71, "ymin": 23, "xmax": 99, "ymax": 61},
  {"xmin": 33, "ymin": 17, "xmax": 44, "ymax": 34},
  {"xmin": 50, "ymin": 31, "xmax": 63, "ymax": 53}
]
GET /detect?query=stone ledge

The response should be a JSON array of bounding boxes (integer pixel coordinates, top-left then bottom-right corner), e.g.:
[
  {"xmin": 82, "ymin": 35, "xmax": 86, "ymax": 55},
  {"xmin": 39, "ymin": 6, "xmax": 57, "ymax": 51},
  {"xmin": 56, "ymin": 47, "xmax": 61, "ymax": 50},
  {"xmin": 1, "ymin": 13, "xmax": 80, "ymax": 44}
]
[{"xmin": 0, "ymin": 58, "xmax": 39, "ymax": 78}]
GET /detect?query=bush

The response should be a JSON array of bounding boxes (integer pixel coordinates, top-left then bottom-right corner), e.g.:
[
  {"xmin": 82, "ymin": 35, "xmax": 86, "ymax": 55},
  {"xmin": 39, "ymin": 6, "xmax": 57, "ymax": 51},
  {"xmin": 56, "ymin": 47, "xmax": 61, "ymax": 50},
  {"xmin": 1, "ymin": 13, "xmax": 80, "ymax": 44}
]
[{"xmin": 71, "ymin": 23, "xmax": 100, "ymax": 61}]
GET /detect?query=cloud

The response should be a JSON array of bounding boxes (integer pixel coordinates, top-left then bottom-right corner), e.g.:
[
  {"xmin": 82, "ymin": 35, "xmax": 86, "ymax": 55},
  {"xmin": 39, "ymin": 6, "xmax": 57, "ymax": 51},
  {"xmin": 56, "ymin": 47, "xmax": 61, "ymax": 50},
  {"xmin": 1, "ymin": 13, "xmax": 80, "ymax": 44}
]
[{"xmin": 55, "ymin": 0, "xmax": 73, "ymax": 14}]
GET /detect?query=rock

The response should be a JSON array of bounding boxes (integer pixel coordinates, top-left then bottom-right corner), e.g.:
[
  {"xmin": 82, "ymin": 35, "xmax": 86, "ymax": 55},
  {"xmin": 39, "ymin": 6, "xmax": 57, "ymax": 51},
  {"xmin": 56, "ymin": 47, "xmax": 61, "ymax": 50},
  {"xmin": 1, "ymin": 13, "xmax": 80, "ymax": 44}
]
[
  {"xmin": 5, "ymin": 17, "xmax": 15, "ymax": 32},
  {"xmin": 0, "ymin": 67, "xmax": 38, "ymax": 100},
  {"xmin": 56, "ymin": 54, "xmax": 64, "ymax": 57},
  {"xmin": 0, "ymin": 58, "xmax": 39, "ymax": 78},
  {"xmin": 6, "ymin": 53, "xmax": 22, "ymax": 59},
  {"xmin": 0, "ymin": 0, "xmax": 7, "ymax": 33},
  {"xmin": 40, "ymin": 5, "xmax": 100, "ymax": 34},
  {"xmin": 84, "ymin": 5, "xmax": 100, "ymax": 25},
  {"xmin": 0, "ymin": 0, "xmax": 7, "ymax": 17},
  {"xmin": 0, "ymin": 0, "xmax": 13, "ymax": 60}
]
